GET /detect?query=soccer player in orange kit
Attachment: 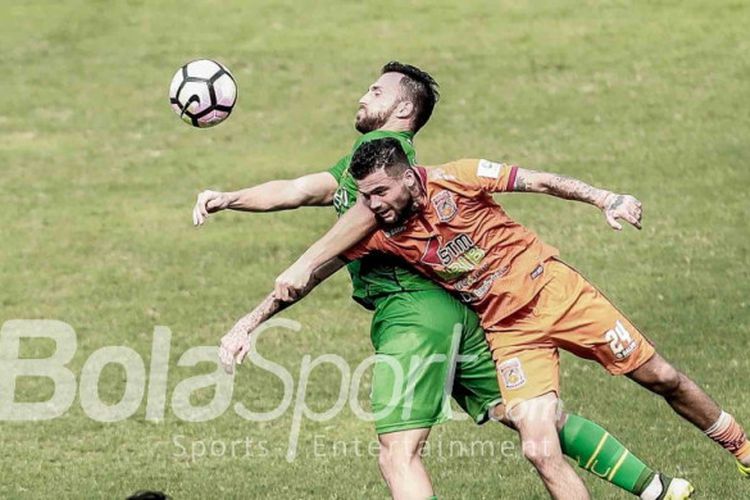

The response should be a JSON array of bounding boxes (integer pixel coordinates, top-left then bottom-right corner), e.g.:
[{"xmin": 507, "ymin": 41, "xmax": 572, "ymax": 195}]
[{"xmin": 220, "ymin": 138, "xmax": 749, "ymax": 499}]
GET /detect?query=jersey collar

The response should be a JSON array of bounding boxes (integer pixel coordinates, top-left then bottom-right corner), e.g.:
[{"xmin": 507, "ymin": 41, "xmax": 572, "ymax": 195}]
[{"xmin": 355, "ymin": 129, "xmax": 415, "ymax": 148}]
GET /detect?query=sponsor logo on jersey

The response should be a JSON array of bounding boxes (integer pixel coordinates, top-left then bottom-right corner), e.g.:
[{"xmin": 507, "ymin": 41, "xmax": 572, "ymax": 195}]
[
  {"xmin": 477, "ymin": 159, "xmax": 505, "ymax": 179},
  {"xmin": 332, "ymin": 187, "xmax": 351, "ymax": 213},
  {"xmin": 420, "ymin": 234, "xmax": 486, "ymax": 280},
  {"xmin": 499, "ymin": 357, "xmax": 526, "ymax": 390},
  {"xmin": 457, "ymin": 268, "xmax": 506, "ymax": 303},
  {"xmin": 454, "ymin": 261, "xmax": 491, "ymax": 290},
  {"xmin": 431, "ymin": 190, "xmax": 458, "ymax": 223},
  {"xmin": 454, "ymin": 263, "xmax": 509, "ymax": 291}
]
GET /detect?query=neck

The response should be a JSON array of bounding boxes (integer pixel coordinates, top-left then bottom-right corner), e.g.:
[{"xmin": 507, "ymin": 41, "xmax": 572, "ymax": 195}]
[{"xmin": 377, "ymin": 118, "xmax": 413, "ymax": 134}]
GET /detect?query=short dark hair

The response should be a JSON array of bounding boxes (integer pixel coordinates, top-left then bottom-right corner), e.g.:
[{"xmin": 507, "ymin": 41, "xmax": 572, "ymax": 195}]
[
  {"xmin": 350, "ymin": 138, "xmax": 410, "ymax": 180},
  {"xmin": 381, "ymin": 61, "xmax": 440, "ymax": 133},
  {"xmin": 127, "ymin": 491, "xmax": 171, "ymax": 500}
]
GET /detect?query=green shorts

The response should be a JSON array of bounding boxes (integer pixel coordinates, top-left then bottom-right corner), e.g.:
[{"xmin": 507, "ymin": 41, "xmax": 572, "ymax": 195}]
[{"xmin": 369, "ymin": 289, "xmax": 502, "ymax": 435}]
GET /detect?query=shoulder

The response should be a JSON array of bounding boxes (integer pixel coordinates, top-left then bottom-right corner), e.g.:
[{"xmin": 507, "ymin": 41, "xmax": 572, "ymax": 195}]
[
  {"xmin": 328, "ymin": 153, "xmax": 353, "ymax": 182},
  {"xmin": 424, "ymin": 159, "xmax": 483, "ymax": 187},
  {"xmin": 426, "ymin": 159, "xmax": 486, "ymax": 178}
]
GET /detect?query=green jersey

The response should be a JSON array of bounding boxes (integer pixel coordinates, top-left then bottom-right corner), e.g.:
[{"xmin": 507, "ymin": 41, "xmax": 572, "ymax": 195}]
[{"xmin": 327, "ymin": 130, "xmax": 441, "ymax": 309}]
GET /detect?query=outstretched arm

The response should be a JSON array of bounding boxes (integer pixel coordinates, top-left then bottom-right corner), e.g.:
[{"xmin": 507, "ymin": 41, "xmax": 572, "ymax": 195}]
[
  {"xmin": 218, "ymin": 257, "xmax": 346, "ymax": 374},
  {"xmin": 274, "ymin": 199, "xmax": 378, "ymax": 300},
  {"xmin": 193, "ymin": 171, "xmax": 339, "ymax": 225},
  {"xmin": 512, "ymin": 168, "xmax": 643, "ymax": 231}
]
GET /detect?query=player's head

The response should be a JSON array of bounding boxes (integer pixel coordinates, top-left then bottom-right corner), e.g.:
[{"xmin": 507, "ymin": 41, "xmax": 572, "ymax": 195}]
[
  {"xmin": 355, "ymin": 61, "xmax": 440, "ymax": 134},
  {"xmin": 350, "ymin": 137, "xmax": 422, "ymax": 224}
]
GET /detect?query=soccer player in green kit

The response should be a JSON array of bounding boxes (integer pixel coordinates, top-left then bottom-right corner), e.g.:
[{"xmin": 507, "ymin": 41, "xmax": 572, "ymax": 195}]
[{"xmin": 197, "ymin": 62, "xmax": 689, "ymax": 499}]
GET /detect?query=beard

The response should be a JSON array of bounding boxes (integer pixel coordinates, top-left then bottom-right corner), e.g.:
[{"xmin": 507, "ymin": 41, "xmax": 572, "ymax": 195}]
[
  {"xmin": 376, "ymin": 193, "xmax": 417, "ymax": 228},
  {"xmin": 354, "ymin": 102, "xmax": 398, "ymax": 133}
]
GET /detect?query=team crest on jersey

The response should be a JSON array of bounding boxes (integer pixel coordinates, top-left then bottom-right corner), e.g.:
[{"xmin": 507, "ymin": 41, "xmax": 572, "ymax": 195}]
[
  {"xmin": 498, "ymin": 357, "xmax": 526, "ymax": 390},
  {"xmin": 431, "ymin": 190, "xmax": 458, "ymax": 222}
]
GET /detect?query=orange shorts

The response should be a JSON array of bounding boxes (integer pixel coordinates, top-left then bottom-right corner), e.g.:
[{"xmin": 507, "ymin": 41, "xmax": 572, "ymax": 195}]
[{"xmin": 487, "ymin": 259, "xmax": 655, "ymax": 408}]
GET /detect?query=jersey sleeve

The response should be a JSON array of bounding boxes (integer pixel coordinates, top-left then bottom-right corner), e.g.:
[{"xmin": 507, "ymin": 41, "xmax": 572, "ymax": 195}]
[
  {"xmin": 327, "ymin": 154, "xmax": 352, "ymax": 183},
  {"xmin": 341, "ymin": 231, "xmax": 387, "ymax": 262},
  {"xmin": 438, "ymin": 158, "xmax": 518, "ymax": 195}
]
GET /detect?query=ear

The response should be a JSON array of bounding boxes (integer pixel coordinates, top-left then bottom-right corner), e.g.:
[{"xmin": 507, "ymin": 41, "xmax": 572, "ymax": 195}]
[
  {"xmin": 395, "ymin": 100, "xmax": 414, "ymax": 120},
  {"xmin": 403, "ymin": 168, "xmax": 417, "ymax": 188}
]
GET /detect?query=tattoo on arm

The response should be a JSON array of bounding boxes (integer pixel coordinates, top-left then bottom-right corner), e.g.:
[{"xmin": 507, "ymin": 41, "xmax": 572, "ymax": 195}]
[
  {"xmin": 513, "ymin": 172, "xmax": 532, "ymax": 192},
  {"xmin": 607, "ymin": 194, "xmax": 624, "ymax": 210},
  {"xmin": 234, "ymin": 257, "xmax": 344, "ymax": 335},
  {"xmin": 544, "ymin": 174, "xmax": 611, "ymax": 208},
  {"xmin": 514, "ymin": 168, "xmax": 617, "ymax": 208},
  {"xmin": 233, "ymin": 294, "xmax": 289, "ymax": 335}
]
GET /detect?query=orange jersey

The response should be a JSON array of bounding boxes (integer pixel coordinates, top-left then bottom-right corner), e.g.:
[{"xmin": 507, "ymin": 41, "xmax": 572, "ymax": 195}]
[{"xmin": 344, "ymin": 159, "xmax": 559, "ymax": 331}]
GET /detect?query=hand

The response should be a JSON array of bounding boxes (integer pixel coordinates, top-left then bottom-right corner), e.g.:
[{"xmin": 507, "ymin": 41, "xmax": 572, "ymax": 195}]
[
  {"xmin": 218, "ymin": 326, "xmax": 251, "ymax": 375},
  {"xmin": 193, "ymin": 190, "xmax": 231, "ymax": 226},
  {"xmin": 274, "ymin": 261, "xmax": 315, "ymax": 302},
  {"xmin": 602, "ymin": 193, "xmax": 643, "ymax": 231}
]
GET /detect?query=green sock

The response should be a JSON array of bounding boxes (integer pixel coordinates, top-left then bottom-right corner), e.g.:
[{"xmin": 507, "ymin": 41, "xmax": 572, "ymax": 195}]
[{"xmin": 559, "ymin": 414, "xmax": 655, "ymax": 495}]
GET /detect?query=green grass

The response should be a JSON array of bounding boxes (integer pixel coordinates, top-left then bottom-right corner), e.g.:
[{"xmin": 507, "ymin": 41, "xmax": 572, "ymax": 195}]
[{"xmin": 1, "ymin": 0, "xmax": 749, "ymax": 498}]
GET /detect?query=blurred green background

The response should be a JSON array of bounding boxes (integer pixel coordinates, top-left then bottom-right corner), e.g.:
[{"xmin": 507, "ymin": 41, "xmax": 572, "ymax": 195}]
[{"xmin": 1, "ymin": 0, "xmax": 749, "ymax": 497}]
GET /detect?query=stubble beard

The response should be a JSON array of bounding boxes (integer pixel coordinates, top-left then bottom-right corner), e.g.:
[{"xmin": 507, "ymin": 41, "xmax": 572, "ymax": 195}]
[
  {"xmin": 379, "ymin": 192, "xmax": 418, "ymax": 228},
  {"xmin": 354, "ymin": 102, "xmax": 398, "ymax": 133}
]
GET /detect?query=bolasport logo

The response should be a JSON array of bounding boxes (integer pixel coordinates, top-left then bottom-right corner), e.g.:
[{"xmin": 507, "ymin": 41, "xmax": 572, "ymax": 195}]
[{"xmin": 0, "ymin": 319, "xmax": 475, "ymax": 461}]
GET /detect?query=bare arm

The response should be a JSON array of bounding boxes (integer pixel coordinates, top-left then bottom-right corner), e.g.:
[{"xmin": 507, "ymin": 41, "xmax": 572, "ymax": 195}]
[
  {"xmin": 219, "ymin": 199, "xmax": 377, "ymax": 374},
  {"xmin": 274, "ymin": 198, "xmax": 378, "ymax": 300},
  {"xmin": 218, "ymin": 257, "xmax": 346, "ymax": 374},
  {"xmin": 193, "ymin": 171, "xmax": 339, "ymax": 225},
  {"xmin": 512, "ymin": 168, "xmax": 643, "ymax": 230}
]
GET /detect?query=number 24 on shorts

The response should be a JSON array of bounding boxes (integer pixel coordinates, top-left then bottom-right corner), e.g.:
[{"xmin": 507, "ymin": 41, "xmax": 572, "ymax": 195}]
[{"xmin": 605, "ymin": 321, "xmax": 638, "ymax": 360}]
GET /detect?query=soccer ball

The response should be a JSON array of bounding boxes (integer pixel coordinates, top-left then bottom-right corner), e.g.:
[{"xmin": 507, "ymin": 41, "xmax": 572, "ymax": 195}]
[{"xmin": 169, "ymin": 59, "xmax": 237, "ymax": 128}]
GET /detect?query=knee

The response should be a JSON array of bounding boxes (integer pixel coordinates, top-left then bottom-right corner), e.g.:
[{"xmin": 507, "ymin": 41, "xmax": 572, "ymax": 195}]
[
  {"xmin": 378, "ymin": 446, "xmax": 393, "ymax": 476},
  {"xmin": 648, "ymin": 364, "xmax": 684, "ymax": 395},
  {"xmin": 378, "ymin": 443, "xmax": 419, "ymax": 476},
  {"xmin": 490, "ymin": 403, "xmax": 516, "ymax": 429},
  {"xmin": 522, "ymin": 438, "xmax": 564, "ymax": 473}
]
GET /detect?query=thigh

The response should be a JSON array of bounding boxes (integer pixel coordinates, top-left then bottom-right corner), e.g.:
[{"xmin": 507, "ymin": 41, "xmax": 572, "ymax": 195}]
[
  {"xmin": 446, "ymin": 297, "xmax": 504, "ymax": 425},
  {"xmin": 546, "ymin": 260, "xmax": 656, "ymax": 375},
  {"xmin": 378, "ymin": 427, "xmax": 432, "ymax": 453},
  {"xmin": 370, "ymin": 291, "xmax": 460, "ymax": 434},
  {"xmin": 486, "ymin": 305, "xmax": 560, "ymax": 410}
]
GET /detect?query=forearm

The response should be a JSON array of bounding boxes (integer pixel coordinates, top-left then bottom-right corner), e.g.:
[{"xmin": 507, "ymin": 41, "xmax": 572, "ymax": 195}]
[
  {"xmin": 225, "ymin": 180, "xmax": 309, "ymax": 212},
  {"xmin": 225, "ymin": 172, "xmax": 337, "ymax": 212},
  {"xmin": 220, "ymin": 258, "xmax": 343, "ymax": 373},
  {"xmin": 514, "ymin": 169, "xmax": 616, "ymax": 209},
  {"xmin": 290, "ymin": 201, "xmax": 377, "ymax": 273},
  {"xmin": 236, "ymin": 257, "xmax": 344, "ymax": 333},
  {"xmin": 231, "ymin": 292, "xmax": 290, "ymax": 335}
]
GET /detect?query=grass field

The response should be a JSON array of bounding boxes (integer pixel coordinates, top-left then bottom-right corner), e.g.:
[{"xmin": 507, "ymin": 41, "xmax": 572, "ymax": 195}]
[{"xmin": 2, "ymin": 0, "xmax": 749, "ymax": 498}]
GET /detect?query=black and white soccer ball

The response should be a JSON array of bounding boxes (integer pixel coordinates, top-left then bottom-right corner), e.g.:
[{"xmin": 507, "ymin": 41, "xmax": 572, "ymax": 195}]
[{"xmin": 169, "ymin": 59, "xmax": 237, "ymax": 128}]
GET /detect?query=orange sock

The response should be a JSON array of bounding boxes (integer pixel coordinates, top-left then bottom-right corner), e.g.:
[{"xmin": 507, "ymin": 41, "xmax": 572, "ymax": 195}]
[{"xmin": 704, "ymin": 411, "xmax": 750, "ymax": 461}]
